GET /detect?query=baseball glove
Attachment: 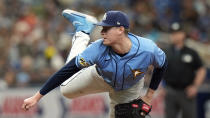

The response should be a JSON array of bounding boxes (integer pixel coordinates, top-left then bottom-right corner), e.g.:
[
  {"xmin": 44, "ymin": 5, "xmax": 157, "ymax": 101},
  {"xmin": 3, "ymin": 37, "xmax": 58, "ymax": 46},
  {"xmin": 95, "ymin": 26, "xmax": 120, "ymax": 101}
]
[{"xmin": 115, "ymin": 98, "xmax": 152, "ymax": 118}]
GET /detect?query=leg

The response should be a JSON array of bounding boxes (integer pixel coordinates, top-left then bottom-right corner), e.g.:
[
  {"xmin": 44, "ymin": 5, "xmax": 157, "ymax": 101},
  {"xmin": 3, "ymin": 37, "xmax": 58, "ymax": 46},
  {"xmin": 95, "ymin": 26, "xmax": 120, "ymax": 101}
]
[
  {"xmin": 164, "ymin": 87, "xmax": 179, "ymax": 118},
  {"xmin": 65, "ymin": 31, "xmax": 91, "ymax": 63},
  {"xmin": 180, "ymin": 94, "xmax": 196, "ymax": 118},
  {"xmin": 62, "ymin": 9, "xmax": 98, "ymax": 63},
  {"xmin": 109, "ymin": 78, "xmax": 145, "ymax": 118},
  {"xmin": 60, "ymin": 65, "xmax": 112, "ymax": 98}
]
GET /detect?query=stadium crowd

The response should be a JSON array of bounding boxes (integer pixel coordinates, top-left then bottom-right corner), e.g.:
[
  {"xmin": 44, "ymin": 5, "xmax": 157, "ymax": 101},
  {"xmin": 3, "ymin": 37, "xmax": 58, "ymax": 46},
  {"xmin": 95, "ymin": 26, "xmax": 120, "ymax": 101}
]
[{"xmin": 0, "ymin": 0, "xmax": 209, "ymax": 88}]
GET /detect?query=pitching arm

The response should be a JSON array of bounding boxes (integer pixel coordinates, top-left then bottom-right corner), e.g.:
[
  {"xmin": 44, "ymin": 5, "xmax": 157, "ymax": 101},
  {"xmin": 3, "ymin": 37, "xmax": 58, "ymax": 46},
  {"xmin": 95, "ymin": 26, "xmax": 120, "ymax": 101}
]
[
  {"xmin": 39, "ymin": 57, "xmax": 81, "ymax": 95},
  {"xmin": 22, "ymin": 57, "xmax": 80, "ymax": 111}
]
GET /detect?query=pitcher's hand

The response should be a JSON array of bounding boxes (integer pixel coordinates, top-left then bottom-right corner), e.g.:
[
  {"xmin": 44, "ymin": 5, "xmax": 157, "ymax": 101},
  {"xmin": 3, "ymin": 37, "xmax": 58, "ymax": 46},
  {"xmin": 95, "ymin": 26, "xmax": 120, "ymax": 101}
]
[{"xmin": 21, "ymin": 92, "xmax": 43, "ymax": 111}]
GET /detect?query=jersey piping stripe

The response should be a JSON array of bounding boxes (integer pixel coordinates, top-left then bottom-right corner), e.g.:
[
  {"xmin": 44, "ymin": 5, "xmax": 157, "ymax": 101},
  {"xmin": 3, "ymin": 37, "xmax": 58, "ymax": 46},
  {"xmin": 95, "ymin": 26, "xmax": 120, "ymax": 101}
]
[
  {"xmin": 110, "ymin": 49, "xmax": 118, "ymax": 88},
  {"xmin": 122, "ymin": 34, "xmax": 140, "ymax": 89}
]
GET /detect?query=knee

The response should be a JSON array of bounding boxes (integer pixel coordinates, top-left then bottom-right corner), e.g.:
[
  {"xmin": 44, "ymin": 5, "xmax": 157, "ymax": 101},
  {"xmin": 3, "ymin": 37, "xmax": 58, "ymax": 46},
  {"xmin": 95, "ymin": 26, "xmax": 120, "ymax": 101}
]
[{"xmin": 60, "ymin": 85, "xmax": 76, "ymax": 99}]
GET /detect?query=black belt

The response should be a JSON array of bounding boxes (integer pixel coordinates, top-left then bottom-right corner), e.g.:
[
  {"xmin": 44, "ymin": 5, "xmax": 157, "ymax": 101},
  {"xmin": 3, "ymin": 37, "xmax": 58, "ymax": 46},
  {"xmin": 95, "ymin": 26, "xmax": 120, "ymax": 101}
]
[{"xmin": 95, "ymin": 66, "xmax": 102, "ymax": 76}]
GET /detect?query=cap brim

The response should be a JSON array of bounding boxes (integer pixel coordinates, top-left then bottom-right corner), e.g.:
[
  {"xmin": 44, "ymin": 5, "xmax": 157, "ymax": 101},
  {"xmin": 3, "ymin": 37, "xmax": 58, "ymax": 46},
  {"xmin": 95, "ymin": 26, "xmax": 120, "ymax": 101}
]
[
  {"xmin": 95, "ymin": 22, "xmax": 114, "ymax": 27},
  {"xmin": 170, "ymin": 29, "xmax": 183, "ymax": 33}
]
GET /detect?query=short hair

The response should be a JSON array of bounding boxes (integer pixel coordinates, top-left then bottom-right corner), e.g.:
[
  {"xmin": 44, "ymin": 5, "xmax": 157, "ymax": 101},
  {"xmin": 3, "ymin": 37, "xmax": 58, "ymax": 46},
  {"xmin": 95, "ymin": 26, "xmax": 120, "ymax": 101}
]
[{"xmin": 124, "ymin": 28, "xmax": 129, "ymax": 35}]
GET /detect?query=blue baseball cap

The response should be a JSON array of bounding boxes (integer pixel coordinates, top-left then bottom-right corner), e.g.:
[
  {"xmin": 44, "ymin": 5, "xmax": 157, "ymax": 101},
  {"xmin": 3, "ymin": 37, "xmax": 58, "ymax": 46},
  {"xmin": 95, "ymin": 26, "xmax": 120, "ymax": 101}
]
[{"xmin": 96, "ymin": 11, "xmax": 129, "ymax": 29}]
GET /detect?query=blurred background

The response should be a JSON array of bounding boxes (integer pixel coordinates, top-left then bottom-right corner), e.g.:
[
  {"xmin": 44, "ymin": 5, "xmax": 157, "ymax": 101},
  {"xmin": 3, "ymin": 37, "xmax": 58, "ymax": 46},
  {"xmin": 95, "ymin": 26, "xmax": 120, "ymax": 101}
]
[{"xmin": 0, "ymin": 0, "xmax": 210, "ymax": 118}]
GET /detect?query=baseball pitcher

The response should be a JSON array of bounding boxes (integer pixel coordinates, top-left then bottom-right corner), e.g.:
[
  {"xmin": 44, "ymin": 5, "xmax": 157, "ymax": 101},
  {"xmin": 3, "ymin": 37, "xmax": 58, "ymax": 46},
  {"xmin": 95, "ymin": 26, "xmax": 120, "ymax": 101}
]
[{"xmin": 22, "ymin": 9, "xmax": 167, "ymax": 118}]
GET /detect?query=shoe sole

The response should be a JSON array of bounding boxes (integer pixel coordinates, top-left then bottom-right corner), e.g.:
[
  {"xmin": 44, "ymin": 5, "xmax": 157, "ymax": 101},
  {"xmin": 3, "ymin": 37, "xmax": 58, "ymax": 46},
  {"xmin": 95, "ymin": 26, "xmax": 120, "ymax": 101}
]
[{"xmin": 62, "ymin": 9, "xmax": 98, "ymax": 24}]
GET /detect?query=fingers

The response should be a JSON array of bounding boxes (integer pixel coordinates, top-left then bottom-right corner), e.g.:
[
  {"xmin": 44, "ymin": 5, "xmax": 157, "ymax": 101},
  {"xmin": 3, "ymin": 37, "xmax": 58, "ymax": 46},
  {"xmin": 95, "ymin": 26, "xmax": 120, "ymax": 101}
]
[
  {"xmin": 22, "ymin": 100, "xmax": 33, "ymax": 111},
  {"xmin": 22, "ymin": 103, "xmax": 27, "ymax": 111},
  {"xmin": 21, "ymin": 96, "xmax": 39, "ymax": 111},
  {"xmin": 22, "ymin": 103, "xmax": 29, "ymax": 111},
  {"xmin": 23, "ymin": 104, "xmax": 32, "ymax": 111}
]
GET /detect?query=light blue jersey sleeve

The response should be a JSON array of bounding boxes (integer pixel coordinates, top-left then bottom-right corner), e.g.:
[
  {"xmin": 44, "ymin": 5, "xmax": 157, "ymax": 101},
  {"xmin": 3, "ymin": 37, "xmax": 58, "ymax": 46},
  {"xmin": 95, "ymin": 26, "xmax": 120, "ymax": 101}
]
[
  {"xmin": 139, "ymin": 36, "xmax": 166, "ymax": 68},
  {"xmin": 75, "ymin": 39, "xmax": 104, "ymax": 68},
  {"xmin": 153, "ymin": 44, "xmax": 166, "ymax": 68}
]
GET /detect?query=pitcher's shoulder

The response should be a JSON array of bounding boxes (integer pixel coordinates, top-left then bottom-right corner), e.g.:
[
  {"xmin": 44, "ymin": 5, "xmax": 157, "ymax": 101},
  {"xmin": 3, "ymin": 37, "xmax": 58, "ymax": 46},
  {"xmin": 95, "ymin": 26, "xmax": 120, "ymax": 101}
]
[
  {"xmin": 90, "ymin": 39, "xmax": 108, "ymax": 50},
  {"xmin": 138, "ymin": 37, "xmax": 157, "ymax": 52}
]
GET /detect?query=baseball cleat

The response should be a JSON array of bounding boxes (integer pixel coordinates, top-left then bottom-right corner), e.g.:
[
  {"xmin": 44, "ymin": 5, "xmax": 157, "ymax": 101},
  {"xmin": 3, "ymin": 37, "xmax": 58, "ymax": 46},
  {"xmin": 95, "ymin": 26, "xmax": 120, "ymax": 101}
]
[{"xmin": 62, "ymin": 9, "xmax": 98, "ymax": 34}]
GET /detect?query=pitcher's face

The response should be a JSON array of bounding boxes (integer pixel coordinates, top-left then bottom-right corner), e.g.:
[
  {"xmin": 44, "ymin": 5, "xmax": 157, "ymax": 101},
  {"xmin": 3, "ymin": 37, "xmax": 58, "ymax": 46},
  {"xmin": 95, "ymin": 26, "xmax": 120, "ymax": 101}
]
[{"xmin": 101, "ymin": 26, "xmax": 124, "ymax": 46}]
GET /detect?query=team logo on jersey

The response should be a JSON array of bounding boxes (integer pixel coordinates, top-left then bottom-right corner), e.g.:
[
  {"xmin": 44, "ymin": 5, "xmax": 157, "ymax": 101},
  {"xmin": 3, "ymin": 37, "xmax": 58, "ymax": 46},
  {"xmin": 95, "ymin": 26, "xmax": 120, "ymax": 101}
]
[
  {"xmin": 79, "ymin": 58, "xmax": 90, "ymax": 67},
  {"xmin": 131, "ymin": 69, "xmax": 144, "ymax": 79},
  {"xmin": 182, "ymin": 54, "xmax": 193, "ymax": 63}
]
